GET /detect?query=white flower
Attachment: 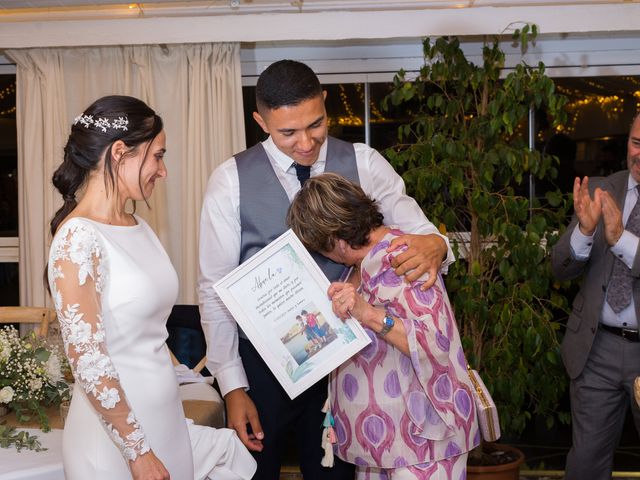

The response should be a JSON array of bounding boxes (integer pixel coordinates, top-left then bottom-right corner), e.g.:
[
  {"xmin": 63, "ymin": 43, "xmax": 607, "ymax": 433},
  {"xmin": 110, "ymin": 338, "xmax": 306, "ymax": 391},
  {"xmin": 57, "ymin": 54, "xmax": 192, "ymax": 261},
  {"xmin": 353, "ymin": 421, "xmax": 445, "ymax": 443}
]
[
  {"xmin": 45, "ymin": 352, "xmax": 64, "ymax": 383},
  {"xmin": 29, "ymin": 378, "xmax": 43, "ymax": 392},
  {"xmin": 0, "ymin": 338, "xmax": 10, "ymax": 362},
  {"xmin": 66, "ymin": 319, "xmax": 92, "ymax": 345},
  {"xmin": 0, "ymin": 386, "xmax": 14, "ymax": 403},
  {"xmin": 93, "ymin": 321, "xmax": 106, "ymax": 343},
  {"xmin": 126, "ymin": 411, "xmax": 136, "ymax": 424},
  {"xmin": 97, "ymin": 387, "xmax": 120, "ymax": 409},
  {"xmin": 77, "ymin": 351, "xmax": 114, "ymax": 385}
]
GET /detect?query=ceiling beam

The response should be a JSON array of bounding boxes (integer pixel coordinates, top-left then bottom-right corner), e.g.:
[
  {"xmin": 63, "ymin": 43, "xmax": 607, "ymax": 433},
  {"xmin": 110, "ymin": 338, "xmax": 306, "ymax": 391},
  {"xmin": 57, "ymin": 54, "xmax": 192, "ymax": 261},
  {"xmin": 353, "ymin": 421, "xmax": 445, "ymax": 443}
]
[{"xmin": 0, "ymin": 3, "xmax": 639, "ymax": 48}]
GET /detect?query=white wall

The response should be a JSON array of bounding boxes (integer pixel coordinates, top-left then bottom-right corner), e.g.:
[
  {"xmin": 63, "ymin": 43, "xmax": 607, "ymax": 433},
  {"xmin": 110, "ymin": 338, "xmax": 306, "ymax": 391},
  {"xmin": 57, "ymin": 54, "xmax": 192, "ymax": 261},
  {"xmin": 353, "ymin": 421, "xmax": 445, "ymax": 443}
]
[
  {"xmin": 239, "ymin": 32, "xmax": 640, "ymax": 84},
  {"xmin": 0, "ymin": 1, "xmax": 639, "ymax": 79}
]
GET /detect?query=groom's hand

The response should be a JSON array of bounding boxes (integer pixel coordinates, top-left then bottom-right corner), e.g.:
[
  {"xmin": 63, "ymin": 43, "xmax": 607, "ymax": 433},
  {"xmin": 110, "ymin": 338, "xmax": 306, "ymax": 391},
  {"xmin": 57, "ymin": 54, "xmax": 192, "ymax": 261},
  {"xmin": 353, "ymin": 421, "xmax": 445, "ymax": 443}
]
[
  {"xmin": 225, "ymin": 388, "xmax": 264, "ymax": 452},
  {"xmin": 388, "ymin": 233, "xmax": 447, "ymax": 290}
]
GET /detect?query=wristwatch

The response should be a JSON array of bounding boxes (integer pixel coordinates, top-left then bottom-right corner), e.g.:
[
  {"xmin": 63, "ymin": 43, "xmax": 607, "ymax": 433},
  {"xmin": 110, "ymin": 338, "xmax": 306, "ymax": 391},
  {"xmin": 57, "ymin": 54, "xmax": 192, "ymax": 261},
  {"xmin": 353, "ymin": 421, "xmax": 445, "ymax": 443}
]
[{"xmin": 379, "ymin": 314, "xmax": 395, "ymax": 336}]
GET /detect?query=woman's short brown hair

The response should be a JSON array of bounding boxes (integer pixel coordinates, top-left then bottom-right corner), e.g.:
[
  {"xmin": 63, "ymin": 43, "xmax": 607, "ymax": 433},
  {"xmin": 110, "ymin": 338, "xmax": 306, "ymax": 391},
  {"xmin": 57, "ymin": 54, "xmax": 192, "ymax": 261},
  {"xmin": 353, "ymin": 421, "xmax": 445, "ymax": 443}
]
[{"xmin": 286, "ymin": 172, "xmax": 384, "ymax": 253}]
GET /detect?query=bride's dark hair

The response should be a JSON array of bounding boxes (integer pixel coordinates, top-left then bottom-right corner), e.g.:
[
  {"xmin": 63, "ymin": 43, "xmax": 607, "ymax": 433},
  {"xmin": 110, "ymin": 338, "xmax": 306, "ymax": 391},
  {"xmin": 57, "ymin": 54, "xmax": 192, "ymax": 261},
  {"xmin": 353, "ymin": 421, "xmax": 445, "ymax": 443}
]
[{"xmin": 49, "ymin": 95, "xmax": 163, "ymax": 237}]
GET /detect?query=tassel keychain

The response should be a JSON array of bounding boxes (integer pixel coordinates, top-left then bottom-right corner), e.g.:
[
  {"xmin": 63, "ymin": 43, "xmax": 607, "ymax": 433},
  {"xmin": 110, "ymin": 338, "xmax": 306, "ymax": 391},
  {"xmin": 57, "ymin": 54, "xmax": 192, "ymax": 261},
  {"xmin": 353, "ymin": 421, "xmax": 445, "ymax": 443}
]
[{"xmin": 320, "ymin": 403, "xmax": 337, "ymax": 467}]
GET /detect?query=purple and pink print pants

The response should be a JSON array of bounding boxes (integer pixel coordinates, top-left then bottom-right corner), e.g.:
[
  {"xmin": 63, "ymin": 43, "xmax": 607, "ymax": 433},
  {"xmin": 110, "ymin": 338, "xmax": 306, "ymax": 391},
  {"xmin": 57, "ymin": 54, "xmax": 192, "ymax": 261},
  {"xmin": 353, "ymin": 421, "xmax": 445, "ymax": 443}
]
[{"xmin": 354, "ymin": 452, "xmax": 468, "ymax": 480}]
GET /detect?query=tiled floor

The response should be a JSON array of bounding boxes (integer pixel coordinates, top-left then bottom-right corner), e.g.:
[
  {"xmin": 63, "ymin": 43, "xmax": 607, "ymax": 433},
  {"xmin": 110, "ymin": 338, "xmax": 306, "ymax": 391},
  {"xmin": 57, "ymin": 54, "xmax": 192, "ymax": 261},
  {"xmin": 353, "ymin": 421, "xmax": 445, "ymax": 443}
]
[{"xmin": 279, "ymin": 472, "xmax": 302, "ymax": 480}]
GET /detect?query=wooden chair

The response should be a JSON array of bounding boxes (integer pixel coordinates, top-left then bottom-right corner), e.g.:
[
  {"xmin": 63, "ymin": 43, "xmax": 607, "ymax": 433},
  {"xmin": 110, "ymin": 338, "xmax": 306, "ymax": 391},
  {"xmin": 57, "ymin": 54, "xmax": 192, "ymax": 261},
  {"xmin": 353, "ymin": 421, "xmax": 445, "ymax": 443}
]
[{"xmin": 0, "ymin": 306, "xmax": 56, "ymax": 337}]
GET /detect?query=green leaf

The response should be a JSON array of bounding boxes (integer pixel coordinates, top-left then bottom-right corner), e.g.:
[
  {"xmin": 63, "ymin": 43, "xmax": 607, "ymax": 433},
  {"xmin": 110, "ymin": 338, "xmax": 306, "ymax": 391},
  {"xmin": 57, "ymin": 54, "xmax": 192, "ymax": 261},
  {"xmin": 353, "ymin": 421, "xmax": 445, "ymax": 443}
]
[
  {"xmin": 34, "ymin": 347, "xmax": 50, "ymax": 363},
  {"xmin": 0, "ymin": 425, "xmax": 46, "ymax": 452}
]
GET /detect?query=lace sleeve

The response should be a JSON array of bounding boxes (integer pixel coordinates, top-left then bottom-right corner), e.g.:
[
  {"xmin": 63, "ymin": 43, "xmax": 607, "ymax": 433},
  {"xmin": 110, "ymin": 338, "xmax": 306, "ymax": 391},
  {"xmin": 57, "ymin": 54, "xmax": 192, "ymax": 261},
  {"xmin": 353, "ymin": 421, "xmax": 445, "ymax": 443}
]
[{"xmin": 48, "ymin": 220, "xmax": 150, "ymax": 462}]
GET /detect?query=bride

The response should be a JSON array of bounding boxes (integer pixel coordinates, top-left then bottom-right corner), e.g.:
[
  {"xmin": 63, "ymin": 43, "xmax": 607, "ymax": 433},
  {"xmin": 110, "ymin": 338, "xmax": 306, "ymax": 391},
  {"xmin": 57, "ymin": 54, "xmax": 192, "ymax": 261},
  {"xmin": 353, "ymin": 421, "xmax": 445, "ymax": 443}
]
[{"xmin": 47, "ymin": 95, "xmax": 256, "ymax": 480}]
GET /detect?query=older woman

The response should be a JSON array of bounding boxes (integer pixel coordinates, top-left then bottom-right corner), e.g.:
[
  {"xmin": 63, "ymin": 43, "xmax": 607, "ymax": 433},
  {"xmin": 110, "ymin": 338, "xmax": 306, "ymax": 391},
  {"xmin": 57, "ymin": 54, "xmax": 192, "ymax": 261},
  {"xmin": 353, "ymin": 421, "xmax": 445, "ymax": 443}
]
[{"xmin": 287, "ymin": 173, "xmax": 479, "ymax": 480}]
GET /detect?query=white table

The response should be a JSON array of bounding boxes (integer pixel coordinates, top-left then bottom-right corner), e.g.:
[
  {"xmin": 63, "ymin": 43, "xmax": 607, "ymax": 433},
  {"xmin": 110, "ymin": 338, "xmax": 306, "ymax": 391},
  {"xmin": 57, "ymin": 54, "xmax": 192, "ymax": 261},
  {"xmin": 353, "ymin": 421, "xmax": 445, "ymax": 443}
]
[{"xmin": 0, "ymin": 428, "xmax": 64, "ymax": 480}]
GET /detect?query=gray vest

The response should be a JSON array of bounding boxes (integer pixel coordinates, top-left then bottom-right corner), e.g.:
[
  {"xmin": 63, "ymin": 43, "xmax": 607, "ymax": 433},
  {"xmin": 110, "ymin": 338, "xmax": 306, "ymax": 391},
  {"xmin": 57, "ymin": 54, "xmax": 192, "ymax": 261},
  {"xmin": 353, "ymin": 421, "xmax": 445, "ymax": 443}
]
[{"xmin": 236, "ymin": 136, "xmax": 360, "ymax": 282}]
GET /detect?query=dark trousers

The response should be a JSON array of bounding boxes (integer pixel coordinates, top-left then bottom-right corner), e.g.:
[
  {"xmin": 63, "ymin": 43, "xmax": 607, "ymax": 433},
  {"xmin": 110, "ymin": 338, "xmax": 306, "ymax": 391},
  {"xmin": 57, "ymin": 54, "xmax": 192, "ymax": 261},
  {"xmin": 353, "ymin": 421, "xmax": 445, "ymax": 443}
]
[
  {"xmin": 239, "ymin": 338, "xmax": 355, "ymax": 480},
  {"xmin": 565, "ymin": 328, "xmax": 640, "ymax": 480}
]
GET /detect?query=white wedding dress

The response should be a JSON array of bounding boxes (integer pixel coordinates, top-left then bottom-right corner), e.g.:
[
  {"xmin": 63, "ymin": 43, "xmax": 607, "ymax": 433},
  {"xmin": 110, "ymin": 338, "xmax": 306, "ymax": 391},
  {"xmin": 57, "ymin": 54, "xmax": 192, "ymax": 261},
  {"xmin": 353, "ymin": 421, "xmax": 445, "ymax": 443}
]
[{"xmin": 48, "ymin": 216, "xmax": 256, "ymax": 480}]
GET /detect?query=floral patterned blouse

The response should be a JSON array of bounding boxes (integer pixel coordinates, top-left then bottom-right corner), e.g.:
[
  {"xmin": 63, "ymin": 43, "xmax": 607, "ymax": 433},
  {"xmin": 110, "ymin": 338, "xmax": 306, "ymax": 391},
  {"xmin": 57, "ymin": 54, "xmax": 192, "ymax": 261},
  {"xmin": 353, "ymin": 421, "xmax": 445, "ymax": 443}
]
[{"xmin": 330, "ymin": 229, "xmax": 480, "ymax": 468}]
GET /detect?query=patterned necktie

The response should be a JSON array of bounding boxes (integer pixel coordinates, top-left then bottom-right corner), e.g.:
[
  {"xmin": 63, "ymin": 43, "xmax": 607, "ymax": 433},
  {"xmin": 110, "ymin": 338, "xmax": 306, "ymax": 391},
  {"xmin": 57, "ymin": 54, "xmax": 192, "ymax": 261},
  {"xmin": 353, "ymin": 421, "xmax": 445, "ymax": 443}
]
[
  {"xmin": 607, "ymin": 186, "xmax": 640, "ymax": 313},
  {"xmin": 294, "ymin": 163, "xmax": 311, "ymax": 187}
]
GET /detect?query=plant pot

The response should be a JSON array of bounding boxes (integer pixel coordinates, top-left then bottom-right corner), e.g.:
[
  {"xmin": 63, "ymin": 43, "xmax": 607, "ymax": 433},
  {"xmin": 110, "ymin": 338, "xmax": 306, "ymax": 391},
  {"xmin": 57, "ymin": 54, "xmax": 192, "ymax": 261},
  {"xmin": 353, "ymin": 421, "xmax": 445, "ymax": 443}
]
[
  {"xmin": 467, "ymin": 444, "xmax": 525, "ymax": 480},
  {"xmin": 0, "ymin": 405, "xmax": 8, "ymax": 417}
]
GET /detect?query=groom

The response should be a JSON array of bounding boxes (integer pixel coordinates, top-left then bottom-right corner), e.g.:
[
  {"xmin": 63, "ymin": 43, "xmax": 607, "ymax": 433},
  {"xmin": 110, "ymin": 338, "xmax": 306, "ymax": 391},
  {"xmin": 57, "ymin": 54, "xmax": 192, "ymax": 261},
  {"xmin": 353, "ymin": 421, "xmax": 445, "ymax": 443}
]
[{"xmin": 198, "ymin": 59, "xmax": 453, "ymax": 479}]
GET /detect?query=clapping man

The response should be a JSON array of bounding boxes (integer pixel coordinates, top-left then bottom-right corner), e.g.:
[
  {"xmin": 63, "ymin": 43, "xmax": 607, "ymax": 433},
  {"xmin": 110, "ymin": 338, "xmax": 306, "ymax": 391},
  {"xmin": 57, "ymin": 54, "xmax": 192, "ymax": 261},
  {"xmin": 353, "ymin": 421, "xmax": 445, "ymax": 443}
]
[{"xmin": 552, "ymin": 113, "xmax": 640, "ymax": 480}]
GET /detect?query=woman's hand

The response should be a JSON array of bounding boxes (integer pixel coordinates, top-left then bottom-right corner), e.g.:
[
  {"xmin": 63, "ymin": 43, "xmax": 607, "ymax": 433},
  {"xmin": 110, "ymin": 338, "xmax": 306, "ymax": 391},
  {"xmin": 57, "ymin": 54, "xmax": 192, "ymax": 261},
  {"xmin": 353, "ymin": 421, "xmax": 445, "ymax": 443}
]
[
  {"xmin": 129, "ymin": 450, "xmax": 170, "ymax": 480},
  {"xmin": 327, "ymin": 281, "xmax": 372, "ymax": 325},
  {"xmin": 328, "ymin": 281, "xmax": 410, "ymax": 355}
]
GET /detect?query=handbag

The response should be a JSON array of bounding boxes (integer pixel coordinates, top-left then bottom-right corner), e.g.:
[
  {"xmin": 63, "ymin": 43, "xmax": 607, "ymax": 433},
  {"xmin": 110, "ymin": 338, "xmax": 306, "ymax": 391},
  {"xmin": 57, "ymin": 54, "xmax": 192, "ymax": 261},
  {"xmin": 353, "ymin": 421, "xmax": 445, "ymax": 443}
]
[{"xmin": 467, "ymin": 367, "xmax": 501, "ymax": 442}]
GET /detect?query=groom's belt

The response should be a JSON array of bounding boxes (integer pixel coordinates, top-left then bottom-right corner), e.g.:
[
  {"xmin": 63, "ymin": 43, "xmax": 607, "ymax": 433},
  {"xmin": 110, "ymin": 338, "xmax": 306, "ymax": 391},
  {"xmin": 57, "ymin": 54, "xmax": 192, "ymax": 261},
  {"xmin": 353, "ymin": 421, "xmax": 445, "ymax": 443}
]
[{"xmin": 599, "ymin": 324, "xmax": 640, "ymax": 342}]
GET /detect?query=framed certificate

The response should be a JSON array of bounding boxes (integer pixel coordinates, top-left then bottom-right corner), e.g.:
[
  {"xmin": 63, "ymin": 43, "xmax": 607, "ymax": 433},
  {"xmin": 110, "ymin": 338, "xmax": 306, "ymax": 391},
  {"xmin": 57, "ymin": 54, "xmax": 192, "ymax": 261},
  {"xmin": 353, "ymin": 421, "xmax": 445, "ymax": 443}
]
[{"xmin": 214, "ymin": 229, "xmax": 371, "ymax": 399}]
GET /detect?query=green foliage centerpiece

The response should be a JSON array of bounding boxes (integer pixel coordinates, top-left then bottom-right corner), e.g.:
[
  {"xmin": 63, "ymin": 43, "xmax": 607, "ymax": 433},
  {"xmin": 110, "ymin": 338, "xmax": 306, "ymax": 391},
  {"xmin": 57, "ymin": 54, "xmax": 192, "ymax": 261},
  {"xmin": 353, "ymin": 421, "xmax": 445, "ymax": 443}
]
[
  {"xmin": 0, "ymin": 325, "xmax": 71, "ymax": 450},
  {"xmin": 384, "ymin": 27, "xmax": 572, "ymax": 447}
]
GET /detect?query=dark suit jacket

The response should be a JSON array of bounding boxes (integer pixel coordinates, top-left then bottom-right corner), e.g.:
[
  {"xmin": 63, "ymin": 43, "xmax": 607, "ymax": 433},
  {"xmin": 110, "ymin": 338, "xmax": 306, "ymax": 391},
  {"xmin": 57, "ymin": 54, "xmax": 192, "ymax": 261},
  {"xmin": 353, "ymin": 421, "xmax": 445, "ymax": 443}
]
[{"xmin": 552, "ymin": 170, "xmax": 640, "ymax": 379}]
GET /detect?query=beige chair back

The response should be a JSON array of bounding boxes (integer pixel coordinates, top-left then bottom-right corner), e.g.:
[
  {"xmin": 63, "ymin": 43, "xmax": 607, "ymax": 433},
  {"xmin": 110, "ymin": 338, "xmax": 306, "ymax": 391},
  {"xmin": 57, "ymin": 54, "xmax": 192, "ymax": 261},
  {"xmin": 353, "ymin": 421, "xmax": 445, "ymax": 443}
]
[{"xmin": 0, "ymin": 306, "xmax": 56, "ymax": 337}]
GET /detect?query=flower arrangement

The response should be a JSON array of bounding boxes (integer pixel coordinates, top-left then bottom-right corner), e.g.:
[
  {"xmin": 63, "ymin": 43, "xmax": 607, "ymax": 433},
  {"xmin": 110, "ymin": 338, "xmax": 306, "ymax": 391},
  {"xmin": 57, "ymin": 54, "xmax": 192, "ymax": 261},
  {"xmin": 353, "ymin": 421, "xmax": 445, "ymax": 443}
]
[{"xmin": 0, "ymin": 325, "xmax": 71, "ymax": 433}]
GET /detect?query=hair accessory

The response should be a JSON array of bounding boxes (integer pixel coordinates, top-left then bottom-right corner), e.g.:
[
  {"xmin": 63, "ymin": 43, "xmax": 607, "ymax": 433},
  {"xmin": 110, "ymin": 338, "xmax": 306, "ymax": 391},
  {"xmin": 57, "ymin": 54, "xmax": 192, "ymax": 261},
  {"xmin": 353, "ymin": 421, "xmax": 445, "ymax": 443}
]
[{"xmin": 73, "ymin": 114, "xmax": 129, "ymax": 133}]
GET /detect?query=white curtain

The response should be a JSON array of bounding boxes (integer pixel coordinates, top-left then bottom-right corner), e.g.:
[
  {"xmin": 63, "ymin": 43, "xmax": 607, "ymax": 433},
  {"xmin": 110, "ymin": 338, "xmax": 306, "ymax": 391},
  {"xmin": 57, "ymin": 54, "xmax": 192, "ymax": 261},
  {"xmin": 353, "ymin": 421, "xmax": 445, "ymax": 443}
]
[{"xmin": 6, "ymin": 43, "xmax": 245, "ymax": 307}]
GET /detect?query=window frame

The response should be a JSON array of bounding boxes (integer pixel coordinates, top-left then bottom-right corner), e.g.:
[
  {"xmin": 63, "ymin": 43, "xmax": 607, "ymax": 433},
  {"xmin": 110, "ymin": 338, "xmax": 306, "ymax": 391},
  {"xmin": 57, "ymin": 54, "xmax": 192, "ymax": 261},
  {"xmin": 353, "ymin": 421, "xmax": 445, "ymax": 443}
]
[{"xmin": 0, "ymin": 62, "xmax": 17, "ymax": 264}]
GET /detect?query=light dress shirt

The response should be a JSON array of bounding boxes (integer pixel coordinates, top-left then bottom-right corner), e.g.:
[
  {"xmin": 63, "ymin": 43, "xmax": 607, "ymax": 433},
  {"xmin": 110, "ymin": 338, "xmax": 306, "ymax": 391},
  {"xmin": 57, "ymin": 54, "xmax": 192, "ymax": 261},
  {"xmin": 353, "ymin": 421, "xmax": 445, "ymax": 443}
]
[
  {"xmin": 198, "ymin": 136, "xmax": 454, "ymax": 396},
  {"xmin": 570, "ymin": 175, "xmax": 640, "ymax": 329}
]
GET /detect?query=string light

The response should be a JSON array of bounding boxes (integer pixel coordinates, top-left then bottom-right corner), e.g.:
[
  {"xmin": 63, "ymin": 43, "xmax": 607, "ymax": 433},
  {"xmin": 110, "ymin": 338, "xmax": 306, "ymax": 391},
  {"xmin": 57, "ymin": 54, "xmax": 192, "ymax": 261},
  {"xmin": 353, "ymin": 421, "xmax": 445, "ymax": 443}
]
[
  {"xmin": 0, "ymin": 82, "xmax": 16, "ymax": 117},
  {"xmin": 354, "ymin": 83, "xmax": 387, "ymax": 122},
  {"xmin": 328, "ymin": 84, "xmax": 389, "ymax": 128},
  {"xmin": 0, "ymin": 82, "xmax": 15, "ymax": 101},
  {"xmin": 331, "ymin": 84, "xmax": 362, "ymax": 127},
  {"xmin": 554, "ymin": 84, "xmax": 625, "ymax": 134}
]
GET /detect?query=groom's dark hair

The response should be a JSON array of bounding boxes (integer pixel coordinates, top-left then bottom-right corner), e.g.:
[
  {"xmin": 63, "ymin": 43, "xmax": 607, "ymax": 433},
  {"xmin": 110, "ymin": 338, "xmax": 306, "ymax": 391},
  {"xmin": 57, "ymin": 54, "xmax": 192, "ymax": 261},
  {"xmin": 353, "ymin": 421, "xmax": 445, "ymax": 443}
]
[{"xmin": 256, "ymin": 60, "xmax": 322, "ymax": 112}]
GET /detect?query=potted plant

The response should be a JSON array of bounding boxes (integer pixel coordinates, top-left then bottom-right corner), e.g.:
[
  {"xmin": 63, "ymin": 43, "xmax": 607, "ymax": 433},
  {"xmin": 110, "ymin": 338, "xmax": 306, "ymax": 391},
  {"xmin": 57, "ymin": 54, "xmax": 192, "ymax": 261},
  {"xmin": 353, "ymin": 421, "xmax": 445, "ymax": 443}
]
[{"xmin": 383, "ymin": 26, "xmax": 572, "ymax": 477}]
